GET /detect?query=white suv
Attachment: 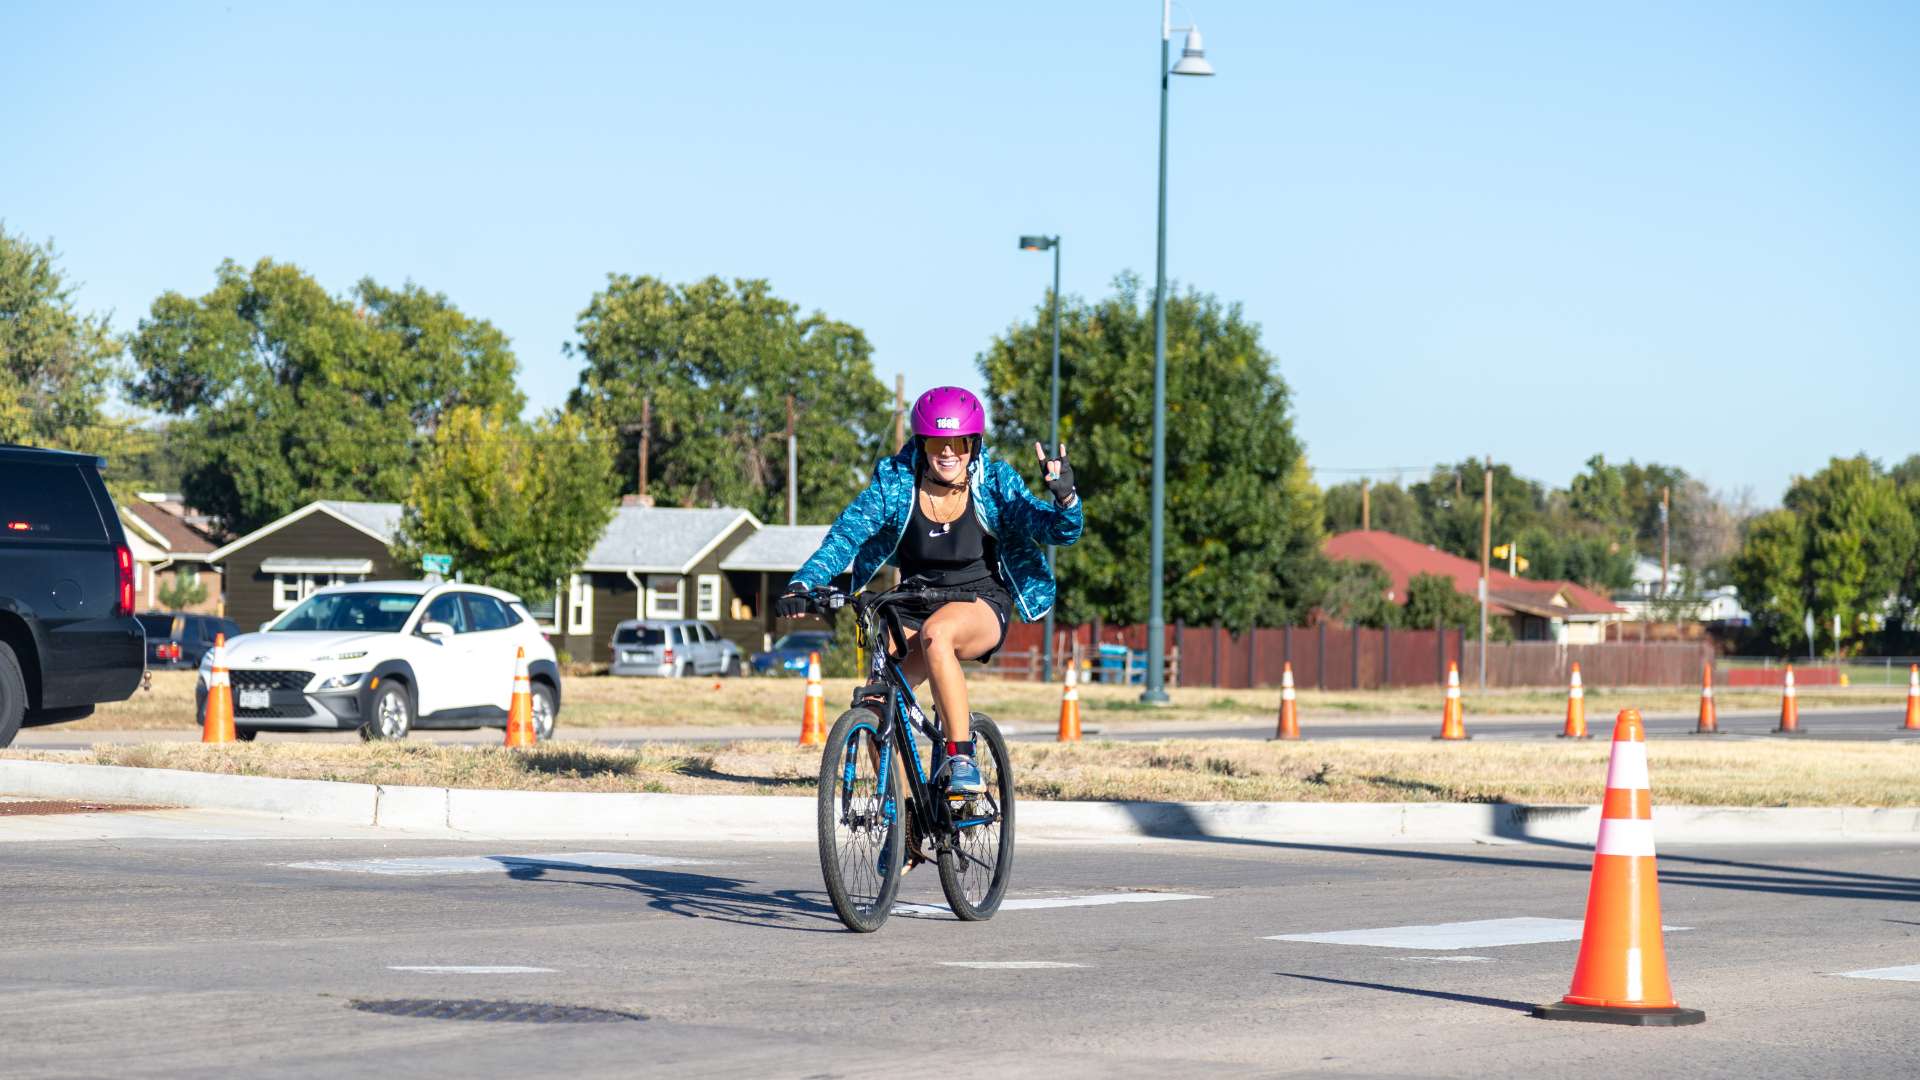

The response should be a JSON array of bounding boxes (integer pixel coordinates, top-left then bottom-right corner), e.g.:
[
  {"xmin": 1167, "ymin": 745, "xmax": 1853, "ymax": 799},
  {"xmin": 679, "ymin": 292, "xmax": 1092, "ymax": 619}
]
[{"xmin": 196, "ymin": 580, "xmax": 561, "ymax": 741}]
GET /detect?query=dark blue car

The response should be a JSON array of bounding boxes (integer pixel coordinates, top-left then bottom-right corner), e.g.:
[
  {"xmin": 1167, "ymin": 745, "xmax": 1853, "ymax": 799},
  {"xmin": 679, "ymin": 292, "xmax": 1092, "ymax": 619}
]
[{"xmin": 750, "ymin": 631, "xmax": 835, "ymax": 676}]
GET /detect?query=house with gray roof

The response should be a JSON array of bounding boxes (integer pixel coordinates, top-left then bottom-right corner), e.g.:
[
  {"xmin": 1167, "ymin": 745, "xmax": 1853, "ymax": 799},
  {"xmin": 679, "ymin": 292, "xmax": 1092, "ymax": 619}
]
[
  {"xmin": 203, "ymin": 500, "xmax": 408, "ymax": 631},
  {"xmin": 558, "ymin": 506, "xmax": 763, "ymax": 662},
  {"xmin": 718, "ymin": 525, "xmax": 857, "ymax": 646}
]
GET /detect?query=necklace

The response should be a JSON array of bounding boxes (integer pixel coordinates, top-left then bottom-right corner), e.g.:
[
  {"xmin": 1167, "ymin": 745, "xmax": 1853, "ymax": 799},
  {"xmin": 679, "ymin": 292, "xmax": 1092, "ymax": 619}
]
[{"xmin": 919, "ymin": 485, "xmax": 966, "ymax": 536}]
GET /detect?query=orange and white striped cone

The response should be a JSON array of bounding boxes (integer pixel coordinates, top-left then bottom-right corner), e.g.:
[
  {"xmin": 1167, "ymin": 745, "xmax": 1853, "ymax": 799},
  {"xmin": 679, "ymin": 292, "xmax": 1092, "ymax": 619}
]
[
  {"xmin": 798, "ymin": 651, "xmax": 826, "ymax": 746},
  {"xmin": 1559, "ymin": 662, "xmax": 1589, "ymax": 739},
  {"xmin": 1057, "ymin": 665, "xmax": 1082, "ymax": 742},
  {"xmin": 1272, "ymin": 661, "xmax": 1300, "ymax": 741},
  {"xmin": 200, "ymin": 632, "xmax": 236, "ymax": 744},
  {"xmin": 504, "ymin": 646, "xmax": 537, "ymax": 748},
  {"xmin": 1434, "ymin": 661, "xmax": 1469, "ymax": 740},
  {"xmin": 1694, "ymin": 663, "xmax": 1720, "ymax": 735},
  {"xmin": 1774, "ymin": 664, "xmax": 1800, "ymax": 734},
  {"xmin": 1533, "ymin": 708, "xmax": 1705, "ymax": 1026},
  {"xmin": 1902, "ymin": 664, "xmax": 1918, "ymax": 731}
]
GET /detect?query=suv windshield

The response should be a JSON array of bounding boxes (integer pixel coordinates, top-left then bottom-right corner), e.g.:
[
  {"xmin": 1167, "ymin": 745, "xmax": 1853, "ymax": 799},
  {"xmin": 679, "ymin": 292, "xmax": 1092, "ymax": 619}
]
[
  {"xmin": 773, "ymin": 632, "xmax": 832, "ymax": 650},
  {"xmin": 271, "ymin": 592, "xmax": 421, "ymax": 633},
  {"xmin": 614, "ymin": 625, "xmax": 666, "ymax": 646},
  {"xmin": 136, "ymin": 614, "xmax": 179, "ymax": 639}
]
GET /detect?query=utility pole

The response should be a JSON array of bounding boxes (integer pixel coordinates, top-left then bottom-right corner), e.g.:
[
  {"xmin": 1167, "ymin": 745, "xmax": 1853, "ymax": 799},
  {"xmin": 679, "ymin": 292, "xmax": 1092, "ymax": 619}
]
[
  {"xmin": 1361, "ymin": 478, "xmax": 1371, "ymax": 531},
  {"xmin": 893, "ymin": 374, "xmax": 906, "ymax": 451},
  {"xmin": 1659, "ymin": 485, "xmax": 1671, "ymax": 594},
  {"xmin": 785, "ymin": 394, "xmax": 797, "ymax": 527},
  {"xmin": 1479, "ymin": 455, "xmax": 1492, "ymax": 690},
  {"xmin": 618, "ymin": 395, "xmax": 653, "ymax": 507}
]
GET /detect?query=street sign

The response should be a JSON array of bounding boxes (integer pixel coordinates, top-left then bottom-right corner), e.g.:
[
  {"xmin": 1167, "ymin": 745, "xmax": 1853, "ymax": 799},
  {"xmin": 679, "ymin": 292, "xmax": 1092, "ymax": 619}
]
[{"xmin": 421, "ymin": 553, "xmax": 453, "ymax": 576}]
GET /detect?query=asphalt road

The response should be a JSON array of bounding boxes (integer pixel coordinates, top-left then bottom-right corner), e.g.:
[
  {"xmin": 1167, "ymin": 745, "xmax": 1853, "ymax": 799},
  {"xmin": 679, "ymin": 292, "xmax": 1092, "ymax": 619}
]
[
  {"xmin": 21, "ymin": 705, "xmax": 1917, "ymax": 751},
  {"xmin": 4, "ymin": 813, "xmax": 1918, "ymax": 1078}
]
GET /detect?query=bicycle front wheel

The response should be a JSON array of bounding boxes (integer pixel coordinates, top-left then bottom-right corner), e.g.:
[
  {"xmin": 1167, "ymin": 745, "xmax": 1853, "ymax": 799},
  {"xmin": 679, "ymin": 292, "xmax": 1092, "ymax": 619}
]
[
  {"xmin": 937, "ymin": 712, "xmax": 1015, "ymax": 921},
  {"xmin": 817, "ymin": 708, "xmax": 904, "ymax": 933}
]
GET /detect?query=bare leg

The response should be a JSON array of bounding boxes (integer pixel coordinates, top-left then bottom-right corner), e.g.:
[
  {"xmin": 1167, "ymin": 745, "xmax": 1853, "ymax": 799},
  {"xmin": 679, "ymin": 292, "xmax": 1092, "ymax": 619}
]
[{"xmin": 893, "ymin": 599, "xmax": 1002, "ymax": 744}]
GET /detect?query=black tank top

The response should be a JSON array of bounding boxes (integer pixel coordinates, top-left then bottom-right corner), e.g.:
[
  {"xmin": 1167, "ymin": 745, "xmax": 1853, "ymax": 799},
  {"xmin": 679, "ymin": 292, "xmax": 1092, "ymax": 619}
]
[{"xmin": 898, "ymin": 487, "xmax": 1001, "ymax": 590}]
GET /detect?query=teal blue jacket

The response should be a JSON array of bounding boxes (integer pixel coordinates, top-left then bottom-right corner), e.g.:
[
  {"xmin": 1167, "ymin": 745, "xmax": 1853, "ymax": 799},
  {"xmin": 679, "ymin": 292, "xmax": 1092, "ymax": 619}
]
[{"xmin": 789, "ymin": 443, "xmax": 1084, "ymax": 621}]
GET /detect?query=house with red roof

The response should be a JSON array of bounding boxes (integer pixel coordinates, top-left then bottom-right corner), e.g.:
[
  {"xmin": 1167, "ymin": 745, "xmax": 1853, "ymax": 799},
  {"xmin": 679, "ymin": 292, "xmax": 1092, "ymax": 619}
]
[
  {"xmin": 118, "ymin": 495, "xmax": 226, "ymax": 614},
  {"xmin": 1325, "ymin": 530, "xmax": 1625, "ymax": 643}
]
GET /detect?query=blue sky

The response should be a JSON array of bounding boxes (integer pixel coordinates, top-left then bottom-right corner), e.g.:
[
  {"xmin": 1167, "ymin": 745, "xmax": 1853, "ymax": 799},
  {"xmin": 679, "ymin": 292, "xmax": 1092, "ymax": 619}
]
[{"xmin": 5, "ymin": 1, "xmax": 1915, "ymax": 501}]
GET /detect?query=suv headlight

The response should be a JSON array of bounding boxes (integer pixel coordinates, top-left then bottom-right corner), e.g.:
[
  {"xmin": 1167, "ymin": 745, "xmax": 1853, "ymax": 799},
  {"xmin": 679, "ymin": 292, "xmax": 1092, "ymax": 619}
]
[{"xmin": 314, "ymin": 673, "xmax": 365, "ymax": 692}]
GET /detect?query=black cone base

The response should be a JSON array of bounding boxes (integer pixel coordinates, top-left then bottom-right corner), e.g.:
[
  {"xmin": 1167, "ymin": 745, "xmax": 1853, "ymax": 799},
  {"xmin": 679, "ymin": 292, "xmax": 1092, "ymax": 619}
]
[
  {"xmin": 1557, "ymin": 733, "xmax": 1592, "ymax": 740},
  {"xmin": 1691, "ymin": 729, "xmax": 1725, "ymax": 735},
  {"xmin": 1531, "ymin": 1001, "xmax": 1706, "ymax": 1027},
  {"xmin": 1431, "ymin": 735, "xmax": 1472, "ymax": 741}
]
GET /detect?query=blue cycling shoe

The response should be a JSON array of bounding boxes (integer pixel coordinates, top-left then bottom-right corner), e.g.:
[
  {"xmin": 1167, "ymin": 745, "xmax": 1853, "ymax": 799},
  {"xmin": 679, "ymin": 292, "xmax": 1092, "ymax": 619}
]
[{"xmin": 945, "ymin": 754, "xmax": 987, "ymax": 795}]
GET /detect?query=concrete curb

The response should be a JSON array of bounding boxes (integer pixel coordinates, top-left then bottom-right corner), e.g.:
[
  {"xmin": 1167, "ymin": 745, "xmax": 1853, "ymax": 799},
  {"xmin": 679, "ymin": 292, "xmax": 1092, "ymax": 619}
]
[{"xmin": 3, "ymin": 759, "xmax": 1918, "ymax": 845}]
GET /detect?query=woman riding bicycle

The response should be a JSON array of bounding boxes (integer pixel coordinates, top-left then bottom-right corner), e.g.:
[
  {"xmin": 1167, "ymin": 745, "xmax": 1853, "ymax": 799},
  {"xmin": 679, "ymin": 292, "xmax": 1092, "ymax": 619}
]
[{"xmin": 778, "ymin": 385, "xmax": 1082, "ymax": 794}]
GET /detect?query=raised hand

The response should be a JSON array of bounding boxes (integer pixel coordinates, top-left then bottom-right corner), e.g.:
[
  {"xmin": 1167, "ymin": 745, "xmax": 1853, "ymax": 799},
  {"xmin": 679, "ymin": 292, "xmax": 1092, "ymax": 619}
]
[{"xmin": 1033, "ymin": 441, "xmax": 1076, "ymax": 504}]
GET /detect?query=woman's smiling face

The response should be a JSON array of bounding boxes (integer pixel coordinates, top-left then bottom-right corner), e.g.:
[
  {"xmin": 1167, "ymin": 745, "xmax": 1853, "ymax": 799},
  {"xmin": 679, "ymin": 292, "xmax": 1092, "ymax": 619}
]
[{"xmin": 923, "ymin": 436, "xmax": 971, "ymax": 484}]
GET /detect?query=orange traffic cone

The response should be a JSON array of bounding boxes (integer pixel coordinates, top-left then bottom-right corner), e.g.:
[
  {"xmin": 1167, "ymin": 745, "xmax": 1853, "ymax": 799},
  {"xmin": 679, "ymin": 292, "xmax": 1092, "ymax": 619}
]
[
  {"xmin": 798, "ymin": 651, "xmax": 826, "ymax": 746},
  {"xmin": 1272, "ymin": 661, "xmax": 1300, "ymax": 741},
  {"xmin": 1434, "ymin": 661, "xmax": 1469, "ymax": 740},
  {"xmin": 504, "ymin": 646, "xmax": 537, "ymax": 748},
  {"xmin": 1559, "ymin": 662, "xmax": 1589, "ymax": 739},
  {"xmin": 1056, "ymin": 665, "xmax": 1082, "ymax": 742},
  {"xmin": 1694, "ymin": 663, "xmax": 1720, "ymax": 734},
  {"xmin": 1774, "ymin": 664, "xmax": 1800, "ymax": 734},
  {"xmin": 1903, "ymin": 664, "xmax": 1918, "ymax": 731},
  {"xmin": 1533, "ymin": 708, "xmax": 1705, "ymax": 1026},
  {"xmin": 200, "ymin": 632, "xmax": 236, "ymax": 744}
]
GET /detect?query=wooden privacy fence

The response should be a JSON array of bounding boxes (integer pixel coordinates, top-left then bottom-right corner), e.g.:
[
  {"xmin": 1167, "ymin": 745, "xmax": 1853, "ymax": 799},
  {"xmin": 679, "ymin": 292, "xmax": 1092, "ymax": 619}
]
[{"xmin": 996, "ymin": 621, "xmax": 1713, "ymax": 688}]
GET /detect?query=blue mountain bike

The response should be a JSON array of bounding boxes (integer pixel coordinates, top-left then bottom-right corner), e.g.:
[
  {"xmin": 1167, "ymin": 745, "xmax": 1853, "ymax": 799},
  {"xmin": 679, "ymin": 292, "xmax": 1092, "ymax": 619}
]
[{"xmin": 798, "ymin": 587, "xmax": 1016, "ymax": 933}]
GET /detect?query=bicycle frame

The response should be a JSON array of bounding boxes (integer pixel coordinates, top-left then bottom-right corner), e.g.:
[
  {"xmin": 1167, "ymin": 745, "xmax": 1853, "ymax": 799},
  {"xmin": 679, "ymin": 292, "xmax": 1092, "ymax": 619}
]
[{"xmin": 836, "ymin": 589, "xmax": 1001, "ymax": 854}]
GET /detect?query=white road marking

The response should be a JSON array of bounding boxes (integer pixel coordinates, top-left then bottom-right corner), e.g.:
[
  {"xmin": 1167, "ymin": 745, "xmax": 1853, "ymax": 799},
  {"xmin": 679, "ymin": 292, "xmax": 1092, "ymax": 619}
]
[
  {"xmin": 894, "ymin": 892, "xmax": 1209, "ymax": 916},
  {"xmin": 1400, "ymin": 956, "xmax": 1494, "ymax": 964},
  {"xmin": 287, "ymin": 852, "xmax": 722, "ymax": 876},
  {"xmin": 388, "ymin": 966, "xmax": 557, "ymax": 974},
  {"xmin": 1838, "ymin": 964, "xmax": 1920, "ymax": 982},
  {"xmin": 939, "ymin": 962, "xmax": 1087, "ymax": 969},
  {"xmin": 1266, "ymin": 917, "xmax": 1690, "ymax": 951}
]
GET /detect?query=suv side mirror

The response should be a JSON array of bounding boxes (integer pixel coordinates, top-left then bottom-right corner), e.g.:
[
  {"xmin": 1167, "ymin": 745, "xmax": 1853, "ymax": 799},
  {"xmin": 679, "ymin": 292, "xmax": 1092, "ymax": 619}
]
[{"xmin": 419, "ymin": 620, "xmax": 455, "ymax": 641}]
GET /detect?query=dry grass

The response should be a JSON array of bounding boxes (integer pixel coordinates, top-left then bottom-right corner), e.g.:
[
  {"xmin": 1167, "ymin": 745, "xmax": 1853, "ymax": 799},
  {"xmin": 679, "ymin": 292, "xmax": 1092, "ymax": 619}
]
[
  {"xmin": 72, "ymin": 670, "xmax": 1910, "ymax": 733},
  {"xmin": 9, "ymin": 737, "xmax": 1916, "ymax": 806}
]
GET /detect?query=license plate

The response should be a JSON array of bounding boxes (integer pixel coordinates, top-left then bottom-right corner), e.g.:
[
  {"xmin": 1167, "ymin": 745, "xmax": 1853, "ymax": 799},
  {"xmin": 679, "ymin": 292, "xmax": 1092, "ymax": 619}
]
[{"xmin": 238, "ymin": 689, "xmax": 271, "ymax": 711}]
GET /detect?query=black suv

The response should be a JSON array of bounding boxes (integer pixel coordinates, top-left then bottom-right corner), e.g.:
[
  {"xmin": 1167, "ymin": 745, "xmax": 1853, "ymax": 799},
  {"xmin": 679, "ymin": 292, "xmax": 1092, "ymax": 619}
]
[
  {"xmin": 0, "ymin": 445, "xmax": 146, "ymax": 746},
  {"xmin": 137, "ymin": 611, "xmax": 242, "ymax": 669}
]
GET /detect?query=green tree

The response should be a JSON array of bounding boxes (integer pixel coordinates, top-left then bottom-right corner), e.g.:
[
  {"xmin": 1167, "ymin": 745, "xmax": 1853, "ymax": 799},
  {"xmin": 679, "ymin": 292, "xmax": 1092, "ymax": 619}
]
[
  {"xmin": 1403, "ymin": 572, "xmax": 1480, "ymax": 632},
  {"xmin": 1319, "ymin": 559, "xmax": 1400, "ymax": 628},
  {"xmin": 0, "ymin": 224, "xmax": 124, "ymax": 453},
  {"xmin": 1408, "ymin": 459, "xmax": 1545, "ymax": 561},
  {"xmin": 1568, "ymin": 454, "xmax": 1630, "ymax": 529},
  {"xmin": 1731, "ymin": 456, "xmax": 1917, "ymax": 654},
  {"xmin": 977, "ymin": 275, "xmax": 1325, "ymax": 628},
  {"xmin": 390, "ymin": 406, "xmax": 618, "ymax": 602},
  {"xmin": 567, "ymin": 275, "xmax": 891, "ymax": 523},
  {"xmin": 1620, "ymin": 460, "xmax": 1690, "ymax": 558},
  {"xmin": 124, "ymin": 259, "xmax": 523, "ymax": 534},
  {"xmin": 1324, "ymin": 480, "xmax": 1424, "ymax": 539},
  {"xmin": 158, "ymin": 568, "xmax": 208, "ymax": 610}
]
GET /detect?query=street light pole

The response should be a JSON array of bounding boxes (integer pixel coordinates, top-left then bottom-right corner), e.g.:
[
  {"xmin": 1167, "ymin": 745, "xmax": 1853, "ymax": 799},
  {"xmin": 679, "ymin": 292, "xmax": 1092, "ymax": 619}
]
[
  {"xmin": 1020, "ymin": 234, "xmax": 1063, "ymax": 682},
  {"xmin": 1143, "ymin": 1, "xmax": 1213, "ymax": 703}
]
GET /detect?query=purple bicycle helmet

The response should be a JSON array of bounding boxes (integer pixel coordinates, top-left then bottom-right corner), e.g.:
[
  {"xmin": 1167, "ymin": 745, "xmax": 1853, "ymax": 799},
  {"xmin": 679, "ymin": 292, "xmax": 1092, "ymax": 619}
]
[{"xmin": 910, "ymin": 386, "xmax": 985, "ymax": 438}]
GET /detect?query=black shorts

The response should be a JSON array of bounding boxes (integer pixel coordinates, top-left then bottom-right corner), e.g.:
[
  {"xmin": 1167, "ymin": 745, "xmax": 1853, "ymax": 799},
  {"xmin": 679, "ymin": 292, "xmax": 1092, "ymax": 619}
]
[{"xmin": 890, "ymin": 586, "xmax": 1013, "ymax": 664}]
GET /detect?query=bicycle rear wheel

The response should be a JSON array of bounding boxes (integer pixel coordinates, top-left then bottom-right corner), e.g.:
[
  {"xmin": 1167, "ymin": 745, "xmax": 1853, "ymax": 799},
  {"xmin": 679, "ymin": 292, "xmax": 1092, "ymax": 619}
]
[
  {"xmin": 937, "ymin": 713, "xmax": 1015, "ymax": 921},
  {"xmin": 817, "ymin": 708, "xmax": 904, "ymax": 932}
]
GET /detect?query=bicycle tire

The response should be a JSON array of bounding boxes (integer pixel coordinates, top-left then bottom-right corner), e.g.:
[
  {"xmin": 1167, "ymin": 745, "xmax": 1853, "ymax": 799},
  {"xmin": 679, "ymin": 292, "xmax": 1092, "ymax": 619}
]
[
  {"xmin": 817, "ymin": 708, "xmax": 905, "ymax": 933},
  {"xmin": 936, "ymin": 713, "xmax": 1015, "ymax": 921}
]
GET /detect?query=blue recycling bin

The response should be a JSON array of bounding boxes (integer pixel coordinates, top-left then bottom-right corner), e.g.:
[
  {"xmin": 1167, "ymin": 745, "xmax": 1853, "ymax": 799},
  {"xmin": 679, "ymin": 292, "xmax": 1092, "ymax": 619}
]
[{"xmin": 1097, "ymin": 643, "xmax": 1140, "ymax": 685}]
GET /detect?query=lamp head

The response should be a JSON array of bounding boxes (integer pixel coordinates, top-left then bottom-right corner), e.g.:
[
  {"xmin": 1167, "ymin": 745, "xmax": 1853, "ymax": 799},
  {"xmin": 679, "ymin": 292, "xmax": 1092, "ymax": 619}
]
[
  {"xmin": 1171, "ymin": 27, "xmax": 1214, "ymax": 76},
  {"xmin": 1019, "ymin": 235, "xmax": 1056, "ymax": 251}
]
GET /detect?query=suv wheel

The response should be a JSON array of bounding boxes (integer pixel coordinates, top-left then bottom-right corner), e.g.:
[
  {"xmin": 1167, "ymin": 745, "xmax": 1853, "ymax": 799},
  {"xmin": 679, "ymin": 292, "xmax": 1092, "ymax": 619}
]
[
  {"xmin": 0, "ymin": 643, "xmax": 25, "ymax": 749},
  {"xmin": 724, "ymin": 656, "xmax": 741, "ymax": 678},
  {"xmin": 360, "ymin": 683, "xmax": 412, "ymax": 741},
  {"xmin": 531, "ymin": 683, "xmax": 557, "ymax": 740}
]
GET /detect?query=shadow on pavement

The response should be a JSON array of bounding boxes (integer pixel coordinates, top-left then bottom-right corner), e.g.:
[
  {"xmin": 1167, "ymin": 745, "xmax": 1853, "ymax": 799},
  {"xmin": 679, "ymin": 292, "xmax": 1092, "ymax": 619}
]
[
  {"xmin": 1276, "ymin": 972, "xmax": 1536, "ymax": 1013},
  {"xmin": 500, "ymin": 858, "xmax": 845, "ymax": 933},
  {"xmin": 1115, "ymin": 803, "xmax": 1920, "ymax": 904}
]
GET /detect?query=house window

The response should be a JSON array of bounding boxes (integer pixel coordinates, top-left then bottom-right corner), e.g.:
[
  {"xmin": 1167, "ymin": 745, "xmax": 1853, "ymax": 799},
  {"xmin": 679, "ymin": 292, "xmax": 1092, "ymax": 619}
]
[
  {"xmin": 526, "ymin": 589, "xmax": 560, "ymax": 633},
  {"xmin": 696, "ymin": 574, "xmax": 721, "ymax": 620},
  {"xmin": 272, "ymin": 572, "xmax": 366, "ymax": 611},
  {"xmin": 566, "ymin": 574, "xmax": 593, "ymax": 635},
  {"xmin": 645, "ymin": 575, "xmax": 683, "ymax": 619}
]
